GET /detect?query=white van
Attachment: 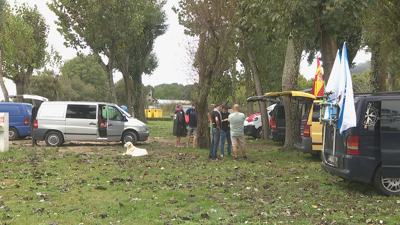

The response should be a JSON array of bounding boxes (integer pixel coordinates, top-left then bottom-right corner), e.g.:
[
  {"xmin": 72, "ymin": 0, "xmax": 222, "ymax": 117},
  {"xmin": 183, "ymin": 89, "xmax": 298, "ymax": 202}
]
[{"xmin": 33, "ymin": 101, "xmax": 149, "ymax": 146}]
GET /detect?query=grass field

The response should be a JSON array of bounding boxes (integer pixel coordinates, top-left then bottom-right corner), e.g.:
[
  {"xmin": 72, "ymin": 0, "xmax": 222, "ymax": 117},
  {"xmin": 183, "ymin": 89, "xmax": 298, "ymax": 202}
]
[{"xmin": 0, "ymin": 121, "xmax": 399, "ymax": 224}]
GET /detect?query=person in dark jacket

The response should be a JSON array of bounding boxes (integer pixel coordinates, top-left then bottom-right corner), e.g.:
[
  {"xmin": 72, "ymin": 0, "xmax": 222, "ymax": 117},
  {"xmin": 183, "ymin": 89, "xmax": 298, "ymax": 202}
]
[
  {"xmin": 30, "ymin": 102, "xmax": 41, "ymax": 146},
  {"xmin": 173, "ymin": 104, "xmax": 187, "ymax": 147},
  {"xmin": 220, "ymin": 105, "xmax": 232, "ymax": 157}
]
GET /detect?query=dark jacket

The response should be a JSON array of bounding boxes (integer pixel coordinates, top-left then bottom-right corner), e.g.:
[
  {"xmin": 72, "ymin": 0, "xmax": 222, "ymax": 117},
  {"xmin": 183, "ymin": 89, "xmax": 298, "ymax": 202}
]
[
  {"xmin": 221, "ymin": 112, "xmax": 230, "ymax": 132},
  {"xmin": 173, "ymin": 109, "xmax": 187, "ymax": 137}
]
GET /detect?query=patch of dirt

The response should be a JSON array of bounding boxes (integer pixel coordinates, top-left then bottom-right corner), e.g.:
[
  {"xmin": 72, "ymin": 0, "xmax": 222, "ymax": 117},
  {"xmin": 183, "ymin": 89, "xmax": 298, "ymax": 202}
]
[{"xmin": 8, "ymin": 136, "xmax": 187, "ymax": 158}]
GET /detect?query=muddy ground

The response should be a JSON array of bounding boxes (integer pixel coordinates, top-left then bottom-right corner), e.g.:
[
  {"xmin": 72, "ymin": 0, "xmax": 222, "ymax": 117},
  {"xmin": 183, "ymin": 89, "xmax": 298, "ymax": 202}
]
[{"xmin": 8, "ymin": 136, "xmax": 266, "ymax": 157}]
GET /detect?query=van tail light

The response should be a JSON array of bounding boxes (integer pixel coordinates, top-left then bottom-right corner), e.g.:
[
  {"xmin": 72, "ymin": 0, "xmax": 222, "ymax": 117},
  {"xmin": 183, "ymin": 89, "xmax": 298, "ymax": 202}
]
[
  {"xmin": 24, "ymin": 118, "xmax": 29, "ymax": 126},
  {"xmin": 34, "ymin": 119, "xmax": 38, "ymax": 129},
  {"xmin": 270, "ymin": 117, "xmax": 277, "ymax": 130},
  {"xmin": 303, "ymin": 125, "xmax": 310, "ymax": 137},
  {"xmin": 347, "ymin": 136, "xmax": 359, "ymax": 155}
]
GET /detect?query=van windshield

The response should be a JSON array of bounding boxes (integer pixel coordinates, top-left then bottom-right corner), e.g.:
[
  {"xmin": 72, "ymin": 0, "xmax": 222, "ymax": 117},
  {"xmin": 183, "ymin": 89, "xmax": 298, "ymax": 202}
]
[{"xmin": 115, "ymin": 105, "xmax": 133, "ymax": 118}]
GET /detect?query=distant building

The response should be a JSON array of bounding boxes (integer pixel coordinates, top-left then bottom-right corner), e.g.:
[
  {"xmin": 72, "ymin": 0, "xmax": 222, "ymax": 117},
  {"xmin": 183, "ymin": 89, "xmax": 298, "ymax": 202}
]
[{"xmin": 152, "ymin": 99, "xmax": 191, "ymax": 105}]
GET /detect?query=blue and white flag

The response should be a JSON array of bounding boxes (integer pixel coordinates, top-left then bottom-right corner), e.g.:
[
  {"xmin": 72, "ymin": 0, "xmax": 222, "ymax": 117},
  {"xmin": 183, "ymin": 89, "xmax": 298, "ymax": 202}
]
[
  {"xmin": 337, "ymin": 43, "xmax": 356, "ymax": 135},
  {"xmin": 323, "ymin": 50, "xmax": 341, "ymax": 120}
]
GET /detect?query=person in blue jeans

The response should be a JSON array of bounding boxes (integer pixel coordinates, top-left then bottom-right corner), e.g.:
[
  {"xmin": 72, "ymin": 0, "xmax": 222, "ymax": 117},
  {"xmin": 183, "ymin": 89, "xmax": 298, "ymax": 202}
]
[
  {"xmin": 220, "ymin": 105, "xmax": 232, "ymax": 157},
  {"xmin": 209, "ymin": 104, "xmax": 222, "ymax": 160}
]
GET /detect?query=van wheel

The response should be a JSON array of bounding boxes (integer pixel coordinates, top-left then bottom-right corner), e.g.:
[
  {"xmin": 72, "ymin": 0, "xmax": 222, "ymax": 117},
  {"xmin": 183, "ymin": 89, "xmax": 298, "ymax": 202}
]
[
  {"xmin": 45, "ymin": 131, "xmax": 63, "ymax": 147},
  {"xmin": 373, "ymin": 166, "xmax": 400, "ymax": 196},
  {"xmin": 9, "ymin": 127, "xmax": 19, "ymax": 140},
  {"xmin": 122, "ymin": 132, "xmax": 137, "ymax": 145},
  {"xmin": 256, "ymin": 128, "xmax": 263, "ymax": 139}
]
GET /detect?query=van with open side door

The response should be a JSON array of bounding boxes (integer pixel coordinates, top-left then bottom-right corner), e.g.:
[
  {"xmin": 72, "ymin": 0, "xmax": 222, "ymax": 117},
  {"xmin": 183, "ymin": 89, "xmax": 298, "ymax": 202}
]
[
  {"xmin": 321, "ymin": 92, "xmax": 400, "ymax": 196},
  {"xmin": 33, "ymin": 101, "xmax": 149, "ymax": 147}
]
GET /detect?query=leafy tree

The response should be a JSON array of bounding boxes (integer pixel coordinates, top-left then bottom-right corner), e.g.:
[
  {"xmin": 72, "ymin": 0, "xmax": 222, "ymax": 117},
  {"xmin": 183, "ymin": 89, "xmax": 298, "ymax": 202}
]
[
  {"xmin": 113, "ymin": 0, "xmax": 166, "ymax": 122},
  {"xmin": 29, "ymin": 69, "xmax": 59, "ymax": 101},
  {"xmin": 58, "ymin": 75, "xmax": 98, "ymax": 101},
  {"xmin": 352, "ymin": 69, "xmax": 372, "ymax": 93},
  {"xmin": 298, "ymin": 75, "xmax": 314, "ymax": 91},
  {"xmin": 176, "ymin": 0, "xmax": 237, "ymax": 148},
  {"xmin": 363, "ymin": 1, "xmax": 400, "ymax": 92},
  {"xmin": 0, "ymin": 3, "xmax": 48, "ymax": 102},
  {"xmin": 60, "ymin": 54, "xmax": 109, "ymax": 102},
  {"xmin": 351, "ymin": 61, "xmax": 371, "ymax": 74},
  {"xmin": 153, "ymin": 86, "xmax": 184, "ymax": 100},
  {"xmin": 48, "ymin": 0, "xmax": 146, "ymax": 104}
]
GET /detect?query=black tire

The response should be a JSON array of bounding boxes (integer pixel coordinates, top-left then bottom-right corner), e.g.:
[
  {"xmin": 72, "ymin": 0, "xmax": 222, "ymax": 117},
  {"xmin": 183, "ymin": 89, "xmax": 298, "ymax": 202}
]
[
  {"xmin": 256, "ymin": 128, "xmax": 263, "ymax": 139},
  {"xmin": 122, "ymin": 131, "xmax": 137, "ymax": 145},
  {"xmin": 9, "ymin": 127, "xmax": 19, "ymax": 140},
  {"xmin": 373, "ymin": 166, "xmax": 400, "ymax": 196},
  {"xmin": 45, "ymin": 131, "xmax": 63, "ymax": 147}
]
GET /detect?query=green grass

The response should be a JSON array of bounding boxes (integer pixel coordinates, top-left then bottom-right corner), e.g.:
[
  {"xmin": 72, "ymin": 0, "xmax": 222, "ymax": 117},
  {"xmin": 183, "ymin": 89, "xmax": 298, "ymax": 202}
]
[{"xmin": 0, "ymin": 120, "xmax": 399, "ymax": 224}]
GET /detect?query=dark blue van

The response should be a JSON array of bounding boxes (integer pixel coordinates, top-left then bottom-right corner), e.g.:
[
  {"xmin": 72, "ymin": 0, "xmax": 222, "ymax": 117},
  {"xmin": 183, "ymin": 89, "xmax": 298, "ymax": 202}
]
[
  {"xmin": 321, "ymin": 92, "xmax": 400, "ymax": 196},
  {"xmin": 0, "ymin": 102, "xmax": 33, "ymax": 140}
]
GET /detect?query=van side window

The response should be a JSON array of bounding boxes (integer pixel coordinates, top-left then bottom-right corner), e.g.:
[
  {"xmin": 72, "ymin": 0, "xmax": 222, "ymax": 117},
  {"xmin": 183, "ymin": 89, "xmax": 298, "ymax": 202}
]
[
  {"xmin": 381, "ymin": 100, "xmax": 400, "ymax": 132},
  {"xmin": 312, "ymin": 104, "xmax": 320, "ymax": 122},
  {"xmin": 363, "ymin": 101, "xmax": 381, "ymax": 131},
  {"xmin": 66, "ymin": 105, "xmax": 97, "ymax": 119},
  {"xmin": 108, "ymin": 106, "xmax": 123, "ymax": 121}
]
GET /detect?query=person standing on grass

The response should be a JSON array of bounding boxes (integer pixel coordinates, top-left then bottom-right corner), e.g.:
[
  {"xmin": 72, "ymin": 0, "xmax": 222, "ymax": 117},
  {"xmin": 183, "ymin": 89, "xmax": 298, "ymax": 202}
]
[
  {"xmin": 220, "ymin": 105, "xmax": 232, "ymax": 157},
  {"xmin": 209, "ymin": 103, "xmax": 222, "ymax": 160},
  {"xmin": 186, "ymin": 103, "xmax": 197, "ymax": 148},
  {"xmin": 173, "ymin": 104, "xmax": 187, "ymax": 147},
  {"xmin": 30, "ymin": 102, "xmax": 41, "ymax": 146},
  {"xmin": 228, "ymin": 104, "xmax": 247, "ymax": 162}
]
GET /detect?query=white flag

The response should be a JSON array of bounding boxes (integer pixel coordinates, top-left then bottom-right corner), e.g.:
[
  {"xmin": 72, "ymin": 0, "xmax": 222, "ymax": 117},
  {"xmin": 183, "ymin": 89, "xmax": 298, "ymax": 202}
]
[
  {"xmin": 337, "ymin": 43, "xmax": 356, "ymax": 134},
  {"xmin": 324, "ymin": 50, "xmax": 341, "ymax": 120}
]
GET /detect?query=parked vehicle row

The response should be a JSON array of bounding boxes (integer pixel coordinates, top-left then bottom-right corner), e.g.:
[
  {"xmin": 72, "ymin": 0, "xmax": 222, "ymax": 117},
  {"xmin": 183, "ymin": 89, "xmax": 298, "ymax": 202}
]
[
  {"xmin": 247, "ymin": 90, "xmax": 400, "ymax": 196},
  {"xmin": 321, "ymin": 92, "xmax": 400, "ymax": 196},
  {"xmin": 1, "ymin": 95, "xmax": 149, "ymax": 147}
]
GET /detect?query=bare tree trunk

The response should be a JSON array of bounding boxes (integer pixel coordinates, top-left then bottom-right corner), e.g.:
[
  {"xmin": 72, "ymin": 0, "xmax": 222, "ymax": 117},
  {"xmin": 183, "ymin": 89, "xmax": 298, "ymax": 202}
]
[
  {"xmin": 95, "ymin": 46, "xmax": 118, "ymax": 104},
  {"xmin": 0, "ymin": 48, "xmax": 9, "ymax": 102},
  {"xmin": 243, "ymin": 36, "xmax": 269, "ymax": 139},
  {"xmin": 231, "ymin": 62, "xmax": 237, "ymax": 104},
  {"xmin": 28, "ymin": 77, "xmax": 35, "ymax": 105},
  {"xmin": 282, "ymin": 37, "xmax": 304, "ymax": 151},
  {"xmin": 16, "ymin": 79, "xmax": 25, "ymax": 102},
  {"xmin": 388, "ymin": 72, "xmax": 396, "ymax": 91},
  {"xmin": 240, "ymin": 54, "xmax": 254, "ymax": 115},
  {"xmin": 319, "ymin": 30, "xmax": 337, "ymax": 84},
  {"xmin": 370, "ymin": 43, "xmax": 387, "ymax": 92},
  {"xmin": 132, "ymin": 71, "xmax": 147, "ymax": 123},
  {"xmin": 196, "ymin": 32, "xmax": 211, "ymax": 149}
]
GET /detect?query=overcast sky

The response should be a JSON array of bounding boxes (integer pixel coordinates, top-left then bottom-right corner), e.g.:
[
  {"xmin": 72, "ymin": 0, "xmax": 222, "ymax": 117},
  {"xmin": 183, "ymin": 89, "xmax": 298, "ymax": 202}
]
[{"xmin": 1, "ymin": 0, "xmax": 370, "ymax": 101}]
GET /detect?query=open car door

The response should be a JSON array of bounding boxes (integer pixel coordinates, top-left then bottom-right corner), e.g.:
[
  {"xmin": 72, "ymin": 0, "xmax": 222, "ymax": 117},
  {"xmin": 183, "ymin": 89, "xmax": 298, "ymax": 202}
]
[
  {"xmin": 246, "ymin": 94, "xmax": 280, "ymax": 103},
  {"xmin": 264, "ymin": 91, "xmax": 316, "ymax": 101}
]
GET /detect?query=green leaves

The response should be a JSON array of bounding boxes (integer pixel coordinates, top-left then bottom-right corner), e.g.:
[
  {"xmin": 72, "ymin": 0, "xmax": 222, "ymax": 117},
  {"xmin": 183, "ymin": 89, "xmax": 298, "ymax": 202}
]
[{"xmin": 0, "ymin": 3, "xmax": 48, "ymax": 95}]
